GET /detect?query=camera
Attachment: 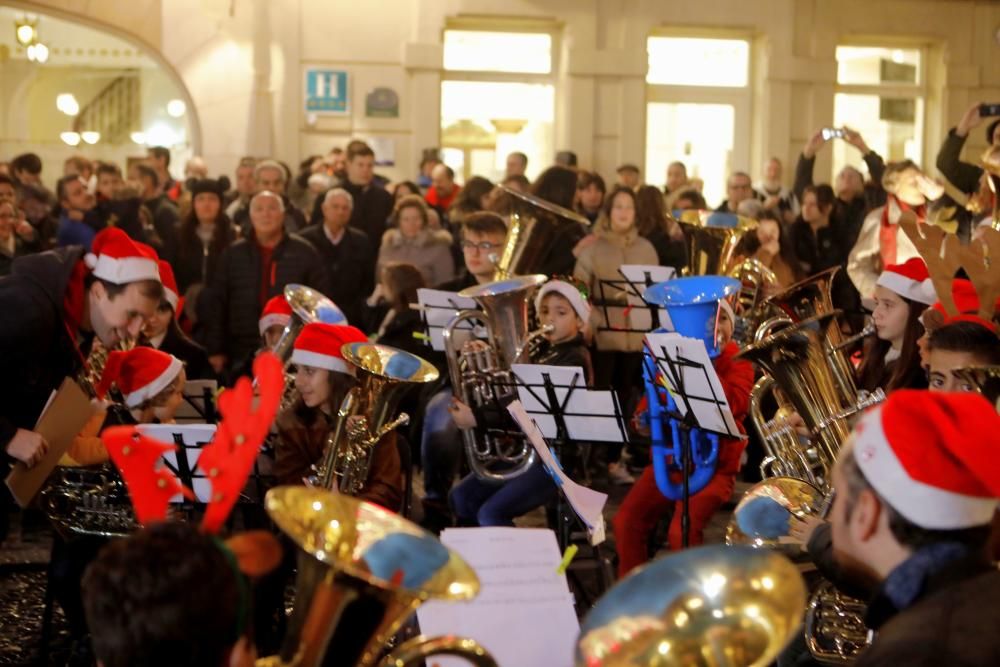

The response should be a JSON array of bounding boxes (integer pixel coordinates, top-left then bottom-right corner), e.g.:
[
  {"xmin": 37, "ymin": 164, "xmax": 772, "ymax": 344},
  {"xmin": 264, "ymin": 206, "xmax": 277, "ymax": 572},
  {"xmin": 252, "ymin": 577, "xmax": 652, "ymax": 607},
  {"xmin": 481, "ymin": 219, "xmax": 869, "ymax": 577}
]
[
  {"xmin": 821, "ymin": 127, "xmax": 846, "ymax": 141},
  {"xmin": 980, "ymin": 103, "xmax": 1000, "ymax": 118}
]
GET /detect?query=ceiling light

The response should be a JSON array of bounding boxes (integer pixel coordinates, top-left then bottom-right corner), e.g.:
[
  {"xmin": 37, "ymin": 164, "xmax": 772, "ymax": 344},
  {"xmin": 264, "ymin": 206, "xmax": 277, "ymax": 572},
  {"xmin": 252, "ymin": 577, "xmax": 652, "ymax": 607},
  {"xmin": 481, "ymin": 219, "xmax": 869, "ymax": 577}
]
[
  {"xmin": 14, "ymin": 19, "xmax": 37, "ymax": 47},
  {"xmin": 80, "ymin": 131, "xmax": 100, "ymax": 145},
  {"xmin": 60, "ymin": 131, "xmax": 81, "ymax": 146},
  {"xmin": 166, "ymin": 99, "xmax": 186, "ymax": 118},
  {"xmin": 130, "ymin": 131, "xmax": 147, "ymax": 145},
  {"xmin": 27, "ymin": 42, "xmax": 49, "ymax": 63},
  {"xmin": 56, "ymin": 93, "xmax": 79, "ymax": 116}
]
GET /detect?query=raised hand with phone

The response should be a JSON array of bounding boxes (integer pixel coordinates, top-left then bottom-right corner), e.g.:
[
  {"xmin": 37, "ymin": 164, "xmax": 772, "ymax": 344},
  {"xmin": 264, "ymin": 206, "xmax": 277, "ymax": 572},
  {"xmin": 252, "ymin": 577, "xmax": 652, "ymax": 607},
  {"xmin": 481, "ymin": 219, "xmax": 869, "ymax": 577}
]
[{"xmin": 937, "ymin": 102, "xmax": 1000, "ymax": 200}]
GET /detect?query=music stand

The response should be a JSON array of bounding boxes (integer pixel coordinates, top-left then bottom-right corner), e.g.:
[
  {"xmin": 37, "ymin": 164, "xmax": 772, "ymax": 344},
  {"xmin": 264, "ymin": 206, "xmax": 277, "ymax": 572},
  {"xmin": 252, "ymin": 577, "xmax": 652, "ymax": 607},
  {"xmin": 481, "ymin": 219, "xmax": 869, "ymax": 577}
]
[
  {"xmin": 642, "ymin": 332, "xmax": 743, "ymax": 547},
  {"xmin": 175, "ymin": 379, "xmax": 218, "ymax": 424},
  {"xmin": 594, "ymin": 265, "xmax": 675, "ymax": 335},
  {"xmin": 414, "ymin": 288, "xmax": 481, "ymax": 351}
]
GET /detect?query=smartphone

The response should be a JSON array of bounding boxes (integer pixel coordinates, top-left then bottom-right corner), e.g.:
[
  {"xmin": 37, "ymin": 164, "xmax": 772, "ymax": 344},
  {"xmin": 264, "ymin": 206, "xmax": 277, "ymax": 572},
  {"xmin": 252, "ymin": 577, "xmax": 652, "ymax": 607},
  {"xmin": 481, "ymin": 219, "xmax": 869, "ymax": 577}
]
[
  {"xmin": 980, "ymin": 103, "xmax": 1000, "ymax": 118},
  {"xmin": 821, "ymin": 127, "xmax": 846, "ymax": 141}
]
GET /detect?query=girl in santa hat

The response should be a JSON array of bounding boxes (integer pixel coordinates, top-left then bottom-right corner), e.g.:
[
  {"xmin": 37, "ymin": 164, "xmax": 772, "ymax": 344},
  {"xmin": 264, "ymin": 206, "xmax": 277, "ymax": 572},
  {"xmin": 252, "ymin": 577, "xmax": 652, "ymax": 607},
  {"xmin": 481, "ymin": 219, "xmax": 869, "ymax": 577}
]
[
  {"xmin": 140, "ymin": 260, "xmax": 213, "ymax": 380},
  {"xmin": 856, "ymin": 257, "xmax": 936, "ymax": 394},
  {"xmin": 274, "ymin": 322, "xmax": 404, "ymax": 512}
]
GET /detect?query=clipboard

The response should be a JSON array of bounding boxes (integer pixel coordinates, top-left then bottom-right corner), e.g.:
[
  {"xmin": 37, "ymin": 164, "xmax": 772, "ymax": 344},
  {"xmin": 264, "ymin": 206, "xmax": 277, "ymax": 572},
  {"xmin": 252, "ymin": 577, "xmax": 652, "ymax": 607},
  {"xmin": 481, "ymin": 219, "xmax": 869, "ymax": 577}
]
[{"xmin": 6, "ymin": 377, "xmax": 96, "ymax": 507}]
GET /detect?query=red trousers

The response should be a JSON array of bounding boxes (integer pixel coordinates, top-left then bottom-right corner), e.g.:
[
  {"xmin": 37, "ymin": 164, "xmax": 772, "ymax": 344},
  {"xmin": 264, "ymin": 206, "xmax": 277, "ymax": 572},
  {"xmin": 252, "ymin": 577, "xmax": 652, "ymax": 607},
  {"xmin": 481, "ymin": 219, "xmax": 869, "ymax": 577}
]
[{"xmin": 613, "ymin": 464, "xmax": 735, "ymax": 577}]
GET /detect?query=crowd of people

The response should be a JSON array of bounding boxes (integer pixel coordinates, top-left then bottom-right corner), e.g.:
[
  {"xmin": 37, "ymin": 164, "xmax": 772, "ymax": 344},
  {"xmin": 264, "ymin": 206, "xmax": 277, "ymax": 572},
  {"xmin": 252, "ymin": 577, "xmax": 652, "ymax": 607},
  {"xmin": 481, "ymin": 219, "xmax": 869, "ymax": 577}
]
[{"xmin": 1, "ymin": 99, "xmax": 1000, "ymax": 666}]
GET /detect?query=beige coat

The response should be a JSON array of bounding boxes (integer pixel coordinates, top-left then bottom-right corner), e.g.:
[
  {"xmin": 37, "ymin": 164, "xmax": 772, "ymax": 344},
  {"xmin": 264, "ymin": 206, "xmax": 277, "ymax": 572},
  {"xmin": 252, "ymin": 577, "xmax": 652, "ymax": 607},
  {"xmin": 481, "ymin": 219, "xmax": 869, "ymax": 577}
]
[
  {"xmin": 847, "ymin": 199, "xmax": 920, "ymax": 300},
  {"xmin": 375, "ymin": 227, "xmax": 455, "ymax": 286},
  {"xmin": 574, "ymin": 224, "xmax": 659, "ymax": 352}
]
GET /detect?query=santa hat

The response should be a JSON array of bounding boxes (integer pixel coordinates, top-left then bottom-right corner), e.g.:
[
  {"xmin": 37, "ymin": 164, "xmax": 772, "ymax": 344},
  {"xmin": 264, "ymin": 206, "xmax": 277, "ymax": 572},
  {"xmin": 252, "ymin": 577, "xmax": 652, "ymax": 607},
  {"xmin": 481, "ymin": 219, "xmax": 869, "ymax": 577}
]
[
  {"xmin": 290, "ymin": 323, "xmax": 368, "ymax": 375},
  {"xmin": 157, "ymin": 260, "xmax": 182, "ymax": 315},
  {"xmin": 259, "ymin": 296, "xmax": 293, "ymax": 336},
  {"xmin": 852, "ymin": 390, "xmax": 1000, "ymax": 530},
  {"xmin": 96, "ymin": 348, "xmax": 184, "ymax": 408},
  {"xmin": 875, "ymin": 257, "xmax": 937, "ymax": 305},
  {"xmin": 535, "ymin": 279, "xmax": 592, "ymax": 322},
  {"xmin": 85, "ymin": 228, "xmax": 161, "ymax": 285}
]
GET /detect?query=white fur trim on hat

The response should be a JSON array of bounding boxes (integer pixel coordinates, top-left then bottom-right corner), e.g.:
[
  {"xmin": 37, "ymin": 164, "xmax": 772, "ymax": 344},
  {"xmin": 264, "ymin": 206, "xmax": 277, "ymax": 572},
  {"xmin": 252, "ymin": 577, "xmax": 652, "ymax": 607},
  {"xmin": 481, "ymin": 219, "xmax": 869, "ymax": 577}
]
[
  {"xmin": 259, "ymin": 313, "xmax": 292, "ymax": 336},
  {"xmin": 163, "ymin": 286, "xmax": 180, "ymax": 312},
  {"xmin": 535, "ymin": 280, "xmax": 591, "ymax": 322},
  {"xmin": 852, "ymin": 407, "xmax": 997, "ymax": 530},
  {"xmin": 290, "ymin": 349, "xmax": 355, "ymax": 376},
  {"xmin": 90, "ymin": 255, "xmax": 160, "ymax": 285},
  {"xmin": 123, "ymin": 356, "xmax": 183, "ymax": 408},
  {"xmin": 876, "ymin": 271, "xmax": 937, "ymax": 305}
]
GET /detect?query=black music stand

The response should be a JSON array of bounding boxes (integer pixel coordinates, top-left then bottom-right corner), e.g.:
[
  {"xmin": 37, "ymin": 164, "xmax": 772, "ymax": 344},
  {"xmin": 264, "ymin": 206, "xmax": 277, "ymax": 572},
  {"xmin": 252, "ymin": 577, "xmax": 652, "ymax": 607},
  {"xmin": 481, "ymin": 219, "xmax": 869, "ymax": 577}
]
[
  {"xmin": 175, "ymin": 379, "xmax": 219, "ymax": 424},
  {"xmin": 415, "ymin": 288, "xmax": 480, "ymax": 352},
  {"xmin": 593, "ymin": 265, "xmax": 675, "ymax": 336}
]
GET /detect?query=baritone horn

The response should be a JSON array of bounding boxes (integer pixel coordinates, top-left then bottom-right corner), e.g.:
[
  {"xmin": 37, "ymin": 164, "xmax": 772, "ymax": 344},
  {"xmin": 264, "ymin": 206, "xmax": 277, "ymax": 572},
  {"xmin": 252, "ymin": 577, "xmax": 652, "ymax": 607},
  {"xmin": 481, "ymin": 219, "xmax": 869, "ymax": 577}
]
[
  {"xmin": 671, "ymin": 209, "xmax": 757, "ymax": 276},
  {"xmin": 258, "ymin": 487, "xmax": 497, "ymax": 667}
]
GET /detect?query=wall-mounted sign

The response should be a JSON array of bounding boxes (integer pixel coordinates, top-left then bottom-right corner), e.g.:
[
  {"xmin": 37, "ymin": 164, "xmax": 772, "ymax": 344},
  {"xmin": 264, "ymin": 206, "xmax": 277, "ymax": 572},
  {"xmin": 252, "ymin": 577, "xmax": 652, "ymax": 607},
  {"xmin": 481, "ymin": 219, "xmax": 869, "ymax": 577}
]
[
  {"xmin": 365, "ymin": 87, "xmax": 399, "ymax": 118},
  {"xmin": 305, "ymin": 68, "xmax": 349, "ymax": 115}
]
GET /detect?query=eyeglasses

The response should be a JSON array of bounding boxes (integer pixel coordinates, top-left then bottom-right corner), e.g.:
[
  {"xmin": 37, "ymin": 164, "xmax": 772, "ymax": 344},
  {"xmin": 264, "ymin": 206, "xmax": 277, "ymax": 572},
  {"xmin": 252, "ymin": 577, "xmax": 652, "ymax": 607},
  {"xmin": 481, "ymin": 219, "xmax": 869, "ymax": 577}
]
[{"xmin": 461, "ymin": 240, "xmax": 499, "ymax": 252}]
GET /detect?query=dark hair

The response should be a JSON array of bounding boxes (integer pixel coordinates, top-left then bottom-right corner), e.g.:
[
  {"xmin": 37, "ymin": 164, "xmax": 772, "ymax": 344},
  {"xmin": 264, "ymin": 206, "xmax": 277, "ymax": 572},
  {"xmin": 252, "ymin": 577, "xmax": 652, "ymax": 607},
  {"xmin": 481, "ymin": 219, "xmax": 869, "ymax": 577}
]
[
  {"xmin": 392, "ymin": 181, "xmax": 421, "ymax": 200},
  {"xmin": 296, "ymin": 155, "xmax": 322, "ymax": 189},
  {"xmin": 857, "ymin": 295, "xmax": 928, "ymax": 393},
  {"xmin": 576, "ymin": 170, "xmax": 606, "ymax": 195},
  {"xmin": 452, "ymin": 176, "xmax": 494, "ymax": 214},
  {"xmin": 56, "ymin": 174, "xmax": 83, "ymax": 203},
  {"xmin": 507, "ymin": 152, "xmax": 528, "ymax": 167},
  {"xmin": 0, "ymin": 174, "xmax": 14, "ymax": 188},
  {"xmin": 82, "ymin": 522, "xmax": 241, "ymax": 667},
  {"xmin": 733, "ymin": 210, "xmax": 806, "ymax": 282},
  {"xmin": 136, "ymin": 164, "xmax": 159, "ymax": 188},
  {"xmin": 381, "ymin": 261, "xmax": 426, "ymax": 312},
  {"xmin": 501, "ymin": 174, "xmax": 530, "ymax": 191},
  {"xmin": 84, "ymin": 274, "xmax": 164, "ymax": 301},
  {"xmin": 601, "ymin": 185, "xmax": 639, "ymax": 231},
  {"xmin": 928, "ymin": 321, "xmax": 1000, "ymax": 364},
  {"xmin": 804, "ymin": 184, "xmax": 836, "ymax": 214},
  {"xmin": 461, "ymin": 211, "xmax": 508, "ymax": 239},
  {"xmin": 10, "ymin": 153, "xmax": 42, "ymax": 176},
  {"xmin": 96, "ymin": 162, "xmax": 122, "ymax": 179},
  {"xmin": 841, "ymin": 451, "xmax": 992, "ymax": 551},
  {"xmin": 147, "ymin": 146, "xmax": 171, "ymax": 167},
  {"xmin": 437, "ymin": 164, "xmax": 455, "ymax": 180},
  {"xmin": 674, "ymin": 189, "xmax": 707, "ymax": 210},
  {"xmin": 531, "ymin": 166, "xmax": 577, "ymax": 210},
  {"xmin": 390, "ymin": 194, "xmax": 430, "ymax": 229},
  {"xmin": 347, "ymin": 140, "xmax": 375, "ymax": 161},
  {"xmin": 179, "ymin": 196, "xmax": 235, "ymax": 262},
  {"xmin": 65, "ymin": 155, "xmax": 93, "ymax": 176},
  {"xmin": 293, "ymin": 366, "xmax": 355, "ymax": 421},
  {"xmin": 617, "ymin": 164, "xmax": 640, "ymax": 174},
  {"xmin": 635, "ymin": 184, "xmax": 675, "ymax": 238},
  {"xmin": 987, "ymin": 119, "xmax": 1000, "ymax": 146}
]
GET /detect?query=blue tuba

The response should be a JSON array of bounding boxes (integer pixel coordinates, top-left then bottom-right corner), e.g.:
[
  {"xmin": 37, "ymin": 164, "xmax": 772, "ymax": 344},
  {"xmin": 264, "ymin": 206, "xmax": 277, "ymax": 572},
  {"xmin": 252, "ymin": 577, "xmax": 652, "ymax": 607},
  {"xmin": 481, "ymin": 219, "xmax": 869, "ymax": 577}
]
[{"xmin": 642, "ymin": 276, "xmax": 740, "ymax": 501}]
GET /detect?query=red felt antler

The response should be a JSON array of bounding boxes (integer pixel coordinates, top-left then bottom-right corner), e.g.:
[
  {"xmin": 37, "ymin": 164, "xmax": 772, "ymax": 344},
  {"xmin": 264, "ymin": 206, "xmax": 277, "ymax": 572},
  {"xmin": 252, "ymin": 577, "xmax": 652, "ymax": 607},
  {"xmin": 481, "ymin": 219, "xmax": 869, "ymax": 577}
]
[
  {"xmin": 103, "ymin": 426, "xmax": 194, "ymax": 525},
  {"xmin": 198, "ymin": 352, "xmax": 284, "ymax": 533}
]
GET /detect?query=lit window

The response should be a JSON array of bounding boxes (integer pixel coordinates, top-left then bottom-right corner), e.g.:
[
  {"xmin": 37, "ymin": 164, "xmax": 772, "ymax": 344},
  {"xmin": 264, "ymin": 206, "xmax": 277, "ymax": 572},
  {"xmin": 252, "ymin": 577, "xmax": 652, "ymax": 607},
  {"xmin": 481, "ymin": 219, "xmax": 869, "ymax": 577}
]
[
  {"xmin": 647, "ymin": 37, "xmax": 749, "ymax": 87},
  {"xmin": 836, "ymin": 46, "xmax": 920, "ymax": 86},
  {"xmin": 443, "ymin": 30, "xmax": 552, "ymax": 74}
]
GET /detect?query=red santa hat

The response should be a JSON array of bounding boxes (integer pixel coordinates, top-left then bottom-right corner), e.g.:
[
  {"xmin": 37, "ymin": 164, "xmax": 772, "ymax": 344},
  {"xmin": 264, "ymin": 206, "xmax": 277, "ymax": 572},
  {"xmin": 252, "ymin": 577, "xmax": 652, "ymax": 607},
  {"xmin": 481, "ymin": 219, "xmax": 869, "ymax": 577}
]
[
  {"xmin": 96, "ymin": 347, "xmax": 184, "ymax": 408},
  {"xmin": 157, "ymin": 260, "xmax": 182, "ymax": 315},
  {"xmin": 259, "ymin": 296, "xmax": 293, "ymax": 336},
  {"xmin": 290, "ymin": 323, "xmax": 368, "ymax": 375},
  {"xmin": 84, "ymin": 228, "xmax": 160, "ymax": 285},
  {"xmin": 925, "ymin": 279, "xmax": 999, "ymax": 334},
  {"xmin": 875, "ymin": 257, "xmax": 937, "ymax": 305},
  {"xmin": 851, "ymin": 390, "xmax": 1000, "ymax": 530},
  {"xmin": 534, "ymin": 278, "xmax": 592, "ymax": 322}
]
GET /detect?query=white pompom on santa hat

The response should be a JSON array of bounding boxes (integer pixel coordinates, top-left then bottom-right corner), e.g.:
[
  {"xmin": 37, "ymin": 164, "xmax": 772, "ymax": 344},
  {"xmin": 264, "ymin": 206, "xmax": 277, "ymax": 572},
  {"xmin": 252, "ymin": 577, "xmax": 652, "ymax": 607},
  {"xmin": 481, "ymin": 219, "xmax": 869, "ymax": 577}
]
[
  {"xmin": 875, "ymin": 257, "xmax": 937, "ymax": 305},
  {"xmin": 84, "ymin": 228, "xmax": 161, "ymax": 285},
  {"xmin": 290, "ymin": 322, "xmax": 368, "ymax": 376},
  {"xmin": 852, "ymin": 390, "xmax": 1000, "ymax": 530},
  {"xmin": 96, "ymin": 347, "xmax": 183, "ymax": 408},
  {"xmin": 259, "ymin": 295, "xmax": 293, "ymax": 336}
]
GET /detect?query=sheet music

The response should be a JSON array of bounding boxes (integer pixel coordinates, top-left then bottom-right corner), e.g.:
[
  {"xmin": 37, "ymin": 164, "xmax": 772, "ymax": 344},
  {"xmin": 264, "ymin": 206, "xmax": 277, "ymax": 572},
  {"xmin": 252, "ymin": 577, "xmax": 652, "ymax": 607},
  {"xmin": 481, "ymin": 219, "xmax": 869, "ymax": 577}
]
[
  {"xmin": 508, "ymin": 401, "xmax": 608, "ymax": 545},
  {"xmin": 137, "ymin": 424, "xmax": 217, "ymax": 503},
  {"xmin": 417, "ymin": 527, "xmax": 578, "ymax": 667},
  {"xmin": 416, "ymin": 288, "xmax": 481, "ymax": 351},
  {"xmin": 643, "ymin": 333, "xmax": 743, "ymax": 438},
  {"xmin": 511, "ymin": 364, "xmax": 629, "ymax": 443},
  {"xmin": 594, "ymin": 265, "xmax": 675, "ymax": 334}
]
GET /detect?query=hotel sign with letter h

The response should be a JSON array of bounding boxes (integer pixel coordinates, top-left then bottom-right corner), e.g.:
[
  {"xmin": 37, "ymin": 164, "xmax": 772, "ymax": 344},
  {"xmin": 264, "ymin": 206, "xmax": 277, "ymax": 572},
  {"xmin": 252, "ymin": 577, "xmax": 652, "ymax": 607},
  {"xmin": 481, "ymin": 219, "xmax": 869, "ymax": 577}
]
[{"xmin": 305, "ymin": 68, "xmax": 350, "ymax": 115}]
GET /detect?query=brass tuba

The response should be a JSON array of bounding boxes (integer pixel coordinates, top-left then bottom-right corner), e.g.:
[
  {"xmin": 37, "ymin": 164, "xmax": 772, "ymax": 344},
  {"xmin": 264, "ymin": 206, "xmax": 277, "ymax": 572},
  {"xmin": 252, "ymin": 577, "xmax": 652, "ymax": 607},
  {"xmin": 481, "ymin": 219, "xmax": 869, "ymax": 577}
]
[
  {"xmin": 258, "ymin": 486, "xmax": 497, "ymax": 667},
  {"xmin": 315, "ymin": 343, "xmax": 439, "ymax": 495},
  {"xmin": 671, "ymin": 209, "xmax": 757, "ymax": 277},
  {"xmin": 574, "ymin": 545, "xmax": 806, "ymax": 666},
  {"xmin": 728, "ymin": 258, "xmax": 778, "ymax": 345},
  {"xmin": 442, "ymin": 275, "xmax": 551, "ymax": 482}
]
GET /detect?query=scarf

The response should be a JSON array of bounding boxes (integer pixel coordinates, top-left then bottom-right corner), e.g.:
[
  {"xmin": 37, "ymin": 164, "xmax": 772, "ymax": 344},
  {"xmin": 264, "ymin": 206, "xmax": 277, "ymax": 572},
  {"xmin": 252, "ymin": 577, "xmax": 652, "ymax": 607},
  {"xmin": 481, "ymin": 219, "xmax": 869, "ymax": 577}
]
[{"xmin": 879, "ymin": 196, "xmax": 926, "ymax": 268}]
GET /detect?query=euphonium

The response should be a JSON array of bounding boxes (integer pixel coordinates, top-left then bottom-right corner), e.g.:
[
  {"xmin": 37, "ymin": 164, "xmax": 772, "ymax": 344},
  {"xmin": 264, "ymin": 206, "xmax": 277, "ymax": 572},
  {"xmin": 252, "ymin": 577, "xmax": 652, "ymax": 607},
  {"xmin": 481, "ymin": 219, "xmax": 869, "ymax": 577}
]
[
  {"xmin": 728, "ymin": 257, "xmax": 778, "ymax": 344},
  {"xmin": 671, "ymin": 209, "xmax": 757, "ymax": 276},
  {"xmin": 575, "ymin": 545, "xmax": 806, "ymax": 666},
  {"xmin": 258, "ymin": 486, "xmax": 497, "ymax": 667},
  {"xmin": 315, "ymin": 343, "xmax": 438, "ymax": 495},
  {"xmin": 442, "ymin": 275, "xmax": 549, "ymax": 482},
  {"xmin": 641, "ymin": 276, "xmax": 741, "ymax": 501}
]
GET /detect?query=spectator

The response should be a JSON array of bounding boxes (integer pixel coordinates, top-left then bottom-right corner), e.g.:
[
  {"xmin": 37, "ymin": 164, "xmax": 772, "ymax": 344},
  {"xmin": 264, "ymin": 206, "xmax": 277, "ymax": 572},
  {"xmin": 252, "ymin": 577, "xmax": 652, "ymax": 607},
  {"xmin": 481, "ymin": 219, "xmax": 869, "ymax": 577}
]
[
  {"xmin": 183, "ymin": 157, "xmax": 208, "ymax": 181},
  {"xmin": 555, "ymin": 150, "xmax": 578, "ymax": 168},
  {"xmin": 936, "ymin": 102, "xmax": 1000, "ymax": 198},
  {"xmin": 146, "ymin": 145, "xmax": 180, "ymax": 201},
  {"xmin": 392, "ymin": 180, "xmax": 420, "ymax": 202},
  {"xmin": 575, "ymin": 170, "xmax": 606, "ymax": 225},
  {"xmin": 298, "ymin": 188, "xmax": 375, "ymax": 326},
  {"xmin": 94, "ymin": 162, "xmax": 123, "ymax": 203},
  {"xmin": 755, "ymin": 157, "xmax": 799, "ymax": 223},
  {"xmin": 340, "ymin": 141, "xmax": 393, "ymax": 243},
  {"xmin": 616, "ymin": 163, "xmax": 641, "ymax": 190},
  {"xmin": 425, "ymin": 163, "xmax": 461, "ymax": 221},
  {"xmin": 375, "ymin": 195, "xmax": 454, "ymax": 288},
  {"xmin": 448, "ymin": 176, "xmax": 494, "ymax": 227},
  {"xmin": 673, "ymin": 189, "xmax": 708, "ymax": 211},
  {"xmin": 789, "ymin": 184, "xmax": 844, "ymax": 277},
  {"xmin": 202, "ymin": 191, "xmax": 328, "ymax": 378},
  {"xmin": 369, "ymin": 261, "xmax": 427, "ymax": 359},
  {"xmin": 0, "ymin": 200, "xmax": 29, "ymax": 276},
  {"xmin": 501, "ymin": 174, "xmax": 530, "ymax": 194},
  {"xmin": 225, "ymin": 156, "xmax": 257, "ymax": 217},
  {"xmin": 417, "ymin": 150, "xmax": 440, "ymax": 190},
  {"xmin": 10, "ymin": 152, "xmax": 45, "ymax": 191},
  {"xmin": 635, "ymin": 184, "xmax": 687, "ymax": 274},
  {"xmin": 233, "ymin": 159, "xmax": 307, "ymax": 236},
  {"xmin": 716, "ymin": 171, "xmax": 754, "ymax": 213},
  {"xmin": 289, "ymin": 154, "xmax": 322, "ymax": 212},
  {"xmin": 0, "ymin": 174, "xmax": 38, "ymax": 250},
  {"xmin": 63, "ymin": 155, "xmax": 94, "ymax": 184},
  {"xmin": 55, "ymin": 175, "xmax": 98, "ymax": 249},
  {"xmin": 529, "ymin": 166, "xmax": 589, "ymax": 276},
  {"xmin": 143, "ymin": 260, "xmax": 213, "ymax": 380},
  {"xmin": 731, "ymin": 210, "xmax": 803, "ymax": 289},
  {"xmin": 136, "ymin": 163, "xmax": 180, "ymax": 255},
  {"xmin": 505, "ymin": 151, "xmax": 528, "ymax": 179},
  {"xmin": 663, "ymin": 161, "xmax": 690, "ymax": 210},
  {"xmin": 18, "ymin": 183, "xmax": 58, "ymax": 250}
]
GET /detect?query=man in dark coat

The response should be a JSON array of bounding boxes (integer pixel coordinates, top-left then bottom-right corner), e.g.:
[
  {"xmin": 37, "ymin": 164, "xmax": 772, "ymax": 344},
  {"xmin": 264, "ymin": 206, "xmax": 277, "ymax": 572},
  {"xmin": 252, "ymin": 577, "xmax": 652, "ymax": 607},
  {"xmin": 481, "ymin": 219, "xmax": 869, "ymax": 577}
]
[
  {"xmin": 826, "ymin": 391, "xmax": 1000, "ymax": 667},
  {"xmin": 201, "ymin": 191, "xmax": 328, "ymax": 380},
  {"xmin": 340, "ymin": 141, "xmax": 393, "ymax": 242},
  {"xmin": 231, "ymin": 160, "xmax": 307, "ymax": 237},
  {"xmin": 298, "ymin": 187, "xmax": 374, "ymax": 327},
  {"xmin": 0, "ymin": 228, "xmax": 163, "ymax": 478}
]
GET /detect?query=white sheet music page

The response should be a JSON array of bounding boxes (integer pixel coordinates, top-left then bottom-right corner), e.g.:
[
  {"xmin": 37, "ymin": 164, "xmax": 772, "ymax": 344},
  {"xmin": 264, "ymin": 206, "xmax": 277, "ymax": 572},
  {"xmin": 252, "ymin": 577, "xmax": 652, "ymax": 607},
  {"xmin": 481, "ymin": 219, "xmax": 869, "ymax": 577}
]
[
  {"xmin": 507, "ymin": 401, "xmax": 608, "ymax": 545},
  {"xmin": 619, "ymin": 264, "xmax": 675, "ymax": 331},
  {"xmin": 136, "ymin": 424, "xmax": 217, "ymax": 503},
  {"xmin": 416, "ymin": 527, "xmax": 578, "ymax": 667},
  {"xmin": 416, "ymin": 288, "xmax": 479, "ymax": 351}
]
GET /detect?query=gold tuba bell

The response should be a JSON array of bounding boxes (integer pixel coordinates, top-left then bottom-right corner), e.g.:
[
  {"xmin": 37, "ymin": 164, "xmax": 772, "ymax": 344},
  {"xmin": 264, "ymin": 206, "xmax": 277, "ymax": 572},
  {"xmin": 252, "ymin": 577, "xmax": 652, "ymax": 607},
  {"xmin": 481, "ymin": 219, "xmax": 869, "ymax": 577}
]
[
  {"xmin": 671, "ymin": 209, "xmax": 757, "ymax": 277},
  {"xmin": 257, "ymin": 486, "xmax": 497, "ymax": 667}
]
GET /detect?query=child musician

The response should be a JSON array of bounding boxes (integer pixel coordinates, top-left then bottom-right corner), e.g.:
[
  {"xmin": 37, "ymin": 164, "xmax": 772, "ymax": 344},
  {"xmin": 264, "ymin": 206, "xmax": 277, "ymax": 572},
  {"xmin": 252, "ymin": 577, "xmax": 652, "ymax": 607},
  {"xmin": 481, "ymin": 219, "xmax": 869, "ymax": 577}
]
[
  {"xmin": 448, "ymin": 278, "xmax": 594, "ymax": 527},
  {"xmin": 273, "ymin": 322, "xmax": 404, "ymax": 512},
  {"xmin": 259, "ymin": 294, "xmax": 293, "ymax": 351},
  {"xmin": 141, "ymin": 260, "xmax": 213, "ymax": 380},
  {"xmin": 613, "ymin": 300, "xmax": 753, "ymax": 577},
  {"xmin": 856, "ymin": 258, "xmax": 936, "ymax": 393}
]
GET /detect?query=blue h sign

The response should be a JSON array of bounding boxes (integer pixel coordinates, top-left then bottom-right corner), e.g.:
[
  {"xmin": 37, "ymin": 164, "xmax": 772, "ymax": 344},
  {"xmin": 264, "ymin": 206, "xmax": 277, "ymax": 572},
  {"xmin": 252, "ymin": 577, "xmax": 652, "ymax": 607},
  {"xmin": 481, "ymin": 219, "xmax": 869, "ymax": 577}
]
[{"xmin": 305, "ymin": 69, "xmax": 349, "ymax": 114}]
